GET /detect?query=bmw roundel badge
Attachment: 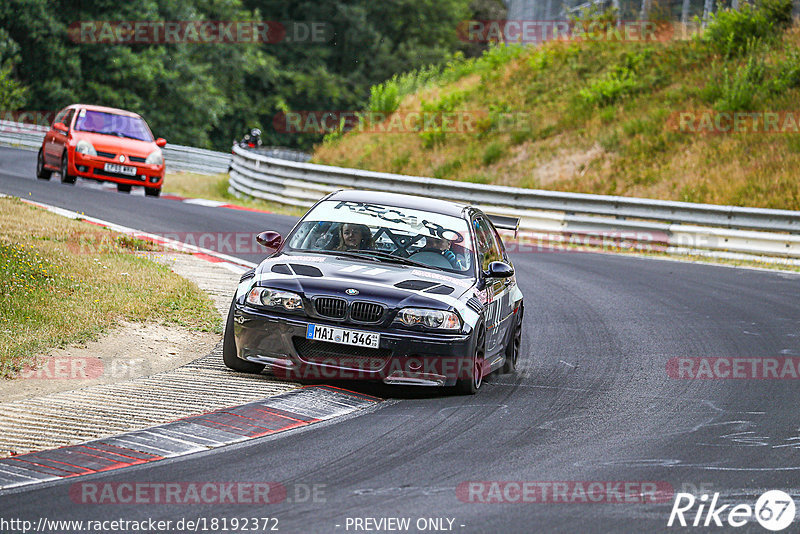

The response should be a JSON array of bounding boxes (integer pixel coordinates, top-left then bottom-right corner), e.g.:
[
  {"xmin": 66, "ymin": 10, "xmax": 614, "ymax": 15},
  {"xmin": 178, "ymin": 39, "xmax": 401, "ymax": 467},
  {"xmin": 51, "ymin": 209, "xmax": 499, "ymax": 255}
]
[{"xmin": 346, "ymin": 288, "xmax": 359, "ymax": 295}]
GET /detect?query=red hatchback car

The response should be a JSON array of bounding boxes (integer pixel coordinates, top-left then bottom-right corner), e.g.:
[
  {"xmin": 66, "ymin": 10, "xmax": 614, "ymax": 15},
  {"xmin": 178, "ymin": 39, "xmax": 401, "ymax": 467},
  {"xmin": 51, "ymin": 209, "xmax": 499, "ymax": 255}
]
[{"xmin": 37, "ymin": 104, "xmax": 166, "ymax": 196}]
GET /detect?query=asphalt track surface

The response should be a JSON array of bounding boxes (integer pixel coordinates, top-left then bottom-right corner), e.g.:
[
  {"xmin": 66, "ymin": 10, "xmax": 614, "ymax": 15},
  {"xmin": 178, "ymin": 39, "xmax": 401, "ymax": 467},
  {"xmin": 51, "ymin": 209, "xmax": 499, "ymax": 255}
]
[{"xmin": 1, "ymin": 146, "xmax": 800, "ymax": 533}]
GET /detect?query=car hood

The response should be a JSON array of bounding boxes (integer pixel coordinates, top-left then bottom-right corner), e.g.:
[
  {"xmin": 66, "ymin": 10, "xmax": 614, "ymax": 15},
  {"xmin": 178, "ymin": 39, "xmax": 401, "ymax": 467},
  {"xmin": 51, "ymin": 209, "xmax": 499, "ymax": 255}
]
[
  {"xmin": 73, "ymin": 131, "xmax": 157, "ymax": 158},
  {"xmin": 243, "ymin": 252, "xmax": 477, "ymax": 311}
]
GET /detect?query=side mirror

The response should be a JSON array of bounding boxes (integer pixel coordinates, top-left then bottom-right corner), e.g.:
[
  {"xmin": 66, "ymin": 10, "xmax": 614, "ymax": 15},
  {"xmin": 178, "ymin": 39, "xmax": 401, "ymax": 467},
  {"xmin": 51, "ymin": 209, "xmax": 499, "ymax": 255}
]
[
  {"xmin": 485, "ymin": 261, "xmax": 514, "ymax": 279},
  {"xmin": 53, "ymin": 122, "xmax": 67, "ymax": 133},
  {"xmin": 256, "ymin": 231, "xmax": 283, "ymax": 251},
  {"xmin": 155, "ymin": 138, "xmax": 167, "ymax": 147}
]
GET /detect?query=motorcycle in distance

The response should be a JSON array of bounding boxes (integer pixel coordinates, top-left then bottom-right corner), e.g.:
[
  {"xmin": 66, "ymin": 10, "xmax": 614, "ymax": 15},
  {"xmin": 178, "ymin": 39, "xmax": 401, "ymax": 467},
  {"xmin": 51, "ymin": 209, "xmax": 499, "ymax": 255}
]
[{"xmin": 232, "ymin": 128, "xmax": 262, "ymax": 151}]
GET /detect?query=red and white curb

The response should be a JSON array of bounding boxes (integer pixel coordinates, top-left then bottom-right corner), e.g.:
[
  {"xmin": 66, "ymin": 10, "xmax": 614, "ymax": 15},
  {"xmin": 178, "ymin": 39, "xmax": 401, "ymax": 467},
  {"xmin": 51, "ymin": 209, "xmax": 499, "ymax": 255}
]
[
  {"xmin": 7, "ymin": 195, "xmax": 257, "ymax": 274},
  {"xmin": 0, "ymin": 386, "xmax": 379, "ymax": 491}
]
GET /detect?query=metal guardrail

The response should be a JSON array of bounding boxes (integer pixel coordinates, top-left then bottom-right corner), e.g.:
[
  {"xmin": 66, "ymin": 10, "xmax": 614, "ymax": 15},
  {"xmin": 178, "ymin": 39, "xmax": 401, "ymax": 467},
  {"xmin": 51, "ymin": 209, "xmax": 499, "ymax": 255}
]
[
  {"xmin": 250, "ymin": 146, "xmax": 311, "ymax": 163},
  {"xmin": 0, "ymin": 119, "xmax": 230, "ymax": 174},
  {"xmin": 229, "ymin": 145, "xmax": 800, "ymax": 263}
]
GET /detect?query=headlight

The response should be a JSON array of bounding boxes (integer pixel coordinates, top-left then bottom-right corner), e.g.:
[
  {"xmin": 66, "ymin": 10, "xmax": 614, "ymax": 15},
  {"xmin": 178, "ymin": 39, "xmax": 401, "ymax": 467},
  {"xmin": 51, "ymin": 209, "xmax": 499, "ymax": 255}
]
[
  {"xmin": 75, "ymin": 140, "xmax": 97, "ymax": 156},
  {"xmin": 246, "ymin": 287, "xmax": 303, "ymax": 311},
  {"xmin": 145, "ymin": 149, "xmax": 163, "ymax": 165},
  {"xmin": 396, "ymin": 308, "xmax": 461, "ymax": 330}
]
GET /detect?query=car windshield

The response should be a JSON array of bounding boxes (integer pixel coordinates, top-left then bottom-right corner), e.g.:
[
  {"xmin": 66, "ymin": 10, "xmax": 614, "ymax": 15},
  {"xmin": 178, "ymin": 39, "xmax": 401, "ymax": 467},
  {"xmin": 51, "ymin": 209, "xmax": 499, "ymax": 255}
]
[
  {"xmin": 287, "ymin": 200, "xmax": 474, "ymax": 274},
  {"xmin": 74, "ymin": 110, "xmax": 153, "ymax": 142}
]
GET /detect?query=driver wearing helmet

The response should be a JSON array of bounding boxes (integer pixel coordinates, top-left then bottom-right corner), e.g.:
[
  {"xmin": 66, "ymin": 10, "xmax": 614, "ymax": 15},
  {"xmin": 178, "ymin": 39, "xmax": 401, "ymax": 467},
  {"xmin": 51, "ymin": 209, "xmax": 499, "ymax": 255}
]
[{"xmin": 421, "ymin": 235, "xmax": 463, "ymax": 269}]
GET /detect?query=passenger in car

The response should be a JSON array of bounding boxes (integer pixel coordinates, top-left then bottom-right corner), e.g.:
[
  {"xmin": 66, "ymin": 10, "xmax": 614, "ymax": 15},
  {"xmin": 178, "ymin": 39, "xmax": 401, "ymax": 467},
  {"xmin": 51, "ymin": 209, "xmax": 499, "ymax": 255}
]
[{"xmin": 336, "ymin": 223, "xmax": 374, "ymax": 251}]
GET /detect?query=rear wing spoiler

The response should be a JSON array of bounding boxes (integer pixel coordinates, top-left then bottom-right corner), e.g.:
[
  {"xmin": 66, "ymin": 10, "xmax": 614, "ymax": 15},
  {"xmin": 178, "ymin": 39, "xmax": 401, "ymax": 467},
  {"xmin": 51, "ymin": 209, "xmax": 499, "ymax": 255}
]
[{"xmin": 487, "ymin": 214, "xmax": 520, "ymax": 237}]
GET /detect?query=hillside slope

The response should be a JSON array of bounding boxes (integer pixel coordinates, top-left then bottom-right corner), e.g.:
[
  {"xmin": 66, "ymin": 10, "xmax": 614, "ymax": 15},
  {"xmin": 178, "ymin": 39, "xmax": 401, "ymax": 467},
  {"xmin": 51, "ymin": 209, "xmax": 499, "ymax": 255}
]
[{"xmin": 313, "ymin": 6, "xmax": 800, "ymax": 210}]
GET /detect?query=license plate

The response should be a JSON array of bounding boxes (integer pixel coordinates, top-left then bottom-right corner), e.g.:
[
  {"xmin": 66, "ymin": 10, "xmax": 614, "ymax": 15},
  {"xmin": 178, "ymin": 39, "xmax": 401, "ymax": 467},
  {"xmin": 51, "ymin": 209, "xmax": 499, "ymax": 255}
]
[
  {"xmin": 306, "ymin": 324, "xmax": 380, "ymax": 348},
  {"xmin": 104, "ymin": 163, "xmax": 137, "ymax": 176}
]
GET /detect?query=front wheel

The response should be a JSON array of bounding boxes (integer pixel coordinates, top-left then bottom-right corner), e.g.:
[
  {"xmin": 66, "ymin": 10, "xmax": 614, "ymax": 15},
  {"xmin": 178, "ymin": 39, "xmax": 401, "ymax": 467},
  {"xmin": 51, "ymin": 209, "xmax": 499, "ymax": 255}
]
[
  {"xmin": 36, "ymin": 149, "xmax": 52, "ymax": 180},
  {"xmin": 222, "ymin": 297, "xmax": 265, "ymax": 374},
  {"xmin": 502, "ymin": 305, "xmax": 523, "ymax": 374},
  {"xmin": 144, "ymin": 186, "xmax": 161, "ymax": 197},
  {"xmin": 455, "ymin": 325, "xmax": 485, "ymax": 395},
  {"xmin": 60, "ymin": 153, "xmax": 76, "ymax": 184}
]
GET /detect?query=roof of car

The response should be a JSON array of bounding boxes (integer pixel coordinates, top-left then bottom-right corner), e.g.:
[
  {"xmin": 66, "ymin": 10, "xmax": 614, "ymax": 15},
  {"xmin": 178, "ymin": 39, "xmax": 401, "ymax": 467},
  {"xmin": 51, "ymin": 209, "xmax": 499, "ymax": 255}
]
[
  {"xmin": 68, "ymin": 104, "xmax": 141, "ymax": 117},
  {"xmin": 326, "ymin": 190, "xmax": 470, "ymax": 218}
]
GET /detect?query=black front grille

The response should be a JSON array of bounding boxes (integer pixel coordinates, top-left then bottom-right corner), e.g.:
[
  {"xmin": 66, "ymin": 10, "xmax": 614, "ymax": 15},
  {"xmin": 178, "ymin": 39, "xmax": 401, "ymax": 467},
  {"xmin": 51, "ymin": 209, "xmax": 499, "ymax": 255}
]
[
  {"xmin": 293, "ymin": 337, "xmax": 390, "ymax": 370},
  {"xmin": 350, "ymin": 301, "xmax": 383, "ymax": 323},
  {"xmin": 96, "ymin": 150, "xmax": 116, "ymax": 159},
  {"xmin": 315, "ymin": 297, "xmax": 347, "ymax": 319},
  {"xmin": 128, "ymin": 155, "xmax": 147, "ymax": 163}
]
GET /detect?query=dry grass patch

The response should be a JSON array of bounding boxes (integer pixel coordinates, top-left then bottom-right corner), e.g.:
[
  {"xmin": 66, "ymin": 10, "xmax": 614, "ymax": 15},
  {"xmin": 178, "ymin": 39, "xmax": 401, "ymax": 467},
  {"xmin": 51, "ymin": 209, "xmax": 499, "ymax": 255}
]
[{"xmin": 0, "ymin": 197, "xmax": 221, "ymax": 378}]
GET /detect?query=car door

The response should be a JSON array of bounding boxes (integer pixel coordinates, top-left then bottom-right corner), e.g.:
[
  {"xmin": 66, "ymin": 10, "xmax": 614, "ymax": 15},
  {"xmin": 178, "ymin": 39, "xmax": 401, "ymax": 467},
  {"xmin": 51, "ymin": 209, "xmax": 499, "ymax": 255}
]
[
  {"xmin": 49, "ymin": 108, "xmax": 75, "ymax": 165},
  {"xmin": 44, "ymin": 108, "xmax": 68, "ymax": 166},
  {"xmin": 474, "ymin": 216, "xmax": 510, "ymax": 358},
  {"xmin": 486, "ymin": 218, "xmax": 516, "ymax": 350}
]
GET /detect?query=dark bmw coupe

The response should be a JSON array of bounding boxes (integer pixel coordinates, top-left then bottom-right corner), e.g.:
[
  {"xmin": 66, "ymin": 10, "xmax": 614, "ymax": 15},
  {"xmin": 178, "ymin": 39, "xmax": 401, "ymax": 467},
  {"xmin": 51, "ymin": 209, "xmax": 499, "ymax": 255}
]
[{"xmin": 223, "ymin": 190, "xmax": 524, "ymax": 394}]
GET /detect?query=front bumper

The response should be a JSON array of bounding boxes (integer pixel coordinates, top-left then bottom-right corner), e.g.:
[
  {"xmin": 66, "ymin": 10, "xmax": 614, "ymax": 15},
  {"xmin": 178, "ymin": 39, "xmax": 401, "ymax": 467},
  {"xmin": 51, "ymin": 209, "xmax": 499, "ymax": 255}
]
[
  {"xmin": 72, "ymin": 152, "xmax": 164, "ymax": 187},
  {"xmin": 233, "ymin": 304, "xmax": 474, "ymax": 387}
]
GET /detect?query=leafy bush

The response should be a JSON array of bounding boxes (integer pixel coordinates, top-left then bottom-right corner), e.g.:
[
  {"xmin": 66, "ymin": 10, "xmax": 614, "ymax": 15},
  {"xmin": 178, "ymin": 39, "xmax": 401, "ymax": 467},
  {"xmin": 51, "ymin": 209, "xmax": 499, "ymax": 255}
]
[
  {"xmin": 363, "ymin": 43, "xmax": 526, "ymax": 118},
  {"xmin": 368, "ymin": 79, "xmax": 401, "ymax": 114},
  {"xmin": 366, "ymin": 64, "xmax": 448, "ymax": 115},
  {"xmin": 433, "ymin": 159, "xmax": 462, "ymax": 179},
  {"xmin": 482, "ymin": 142, "xmax": 505, "ymax": 165},
  {"xmin": 580, "ymin": 69, "xmax": 642, "ymax": 107},
  {"xmin": 713, "ymin": 53, "xmax": 767, "ymax": 111},
  {"xmin": 418, "ymin": 90, "xmax": 467, "ymax": 148},
  {"xmin": 568, "ymin": 4, "xmax": 619, "ymax": 38},
  {"xmin": 0, "ymin": 62, "xmax": 27, "ymax": 109},
  {"xmin": 757, "ymin": 0, "xmax": 794, "ymax": 29},
  {"xmin": 770, "ymin": 48, "xmax": 800, "ymax": 92},
  {"xmin": 579, "ymin": 49, "xmax": 654, "ymax": 107},
  {"xmin": 702, "ymin": 0, "xmax": 791, "ymax": 58},
  {"xmin": 321, "ymin": 115, "xmax": 350, "ymax": 144}
]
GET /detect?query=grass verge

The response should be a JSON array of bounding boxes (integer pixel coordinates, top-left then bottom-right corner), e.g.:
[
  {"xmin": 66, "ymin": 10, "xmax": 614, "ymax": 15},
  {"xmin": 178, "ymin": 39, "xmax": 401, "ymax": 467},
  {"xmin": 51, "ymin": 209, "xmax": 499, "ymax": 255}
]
[
  {"xmin": 164, "ymin": 171, "xmax": 306, "ymax": 217},
  {"xmin": 0, "ymin": 197, "xmax": 221, "ymax": 378},
  {"xmin": 313, "ymin": 2, "xmax": 800, "ymax": 211}
]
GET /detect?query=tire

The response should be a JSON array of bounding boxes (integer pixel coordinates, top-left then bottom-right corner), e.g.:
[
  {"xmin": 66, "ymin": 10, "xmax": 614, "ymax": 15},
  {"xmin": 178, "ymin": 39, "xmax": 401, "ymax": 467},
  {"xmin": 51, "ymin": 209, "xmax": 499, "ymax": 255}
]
[
  {"xmin": 36, "ymin": 149, "xmax": 52, "ymax": 180},
  {"xmin": 222, "ymin": 297, "xmax": 265, "ymax": 374},
  {"xmin": 117, "ymin": 183, "xmax": 132, "ymax": 193},
  {"xmin": 455, "ymin": 324, "xmax": 485, "ymax": 395},
  {"xmin": 144, "ymin": 187, "xmax": 161, "ymax": 197},
  {"xmin": 502, "ymin": 305, "xmax": 523, "ymax": 374},
  {"xmin": 60, "ymin": 153, "xmax": 76, "ymax": 184}
]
